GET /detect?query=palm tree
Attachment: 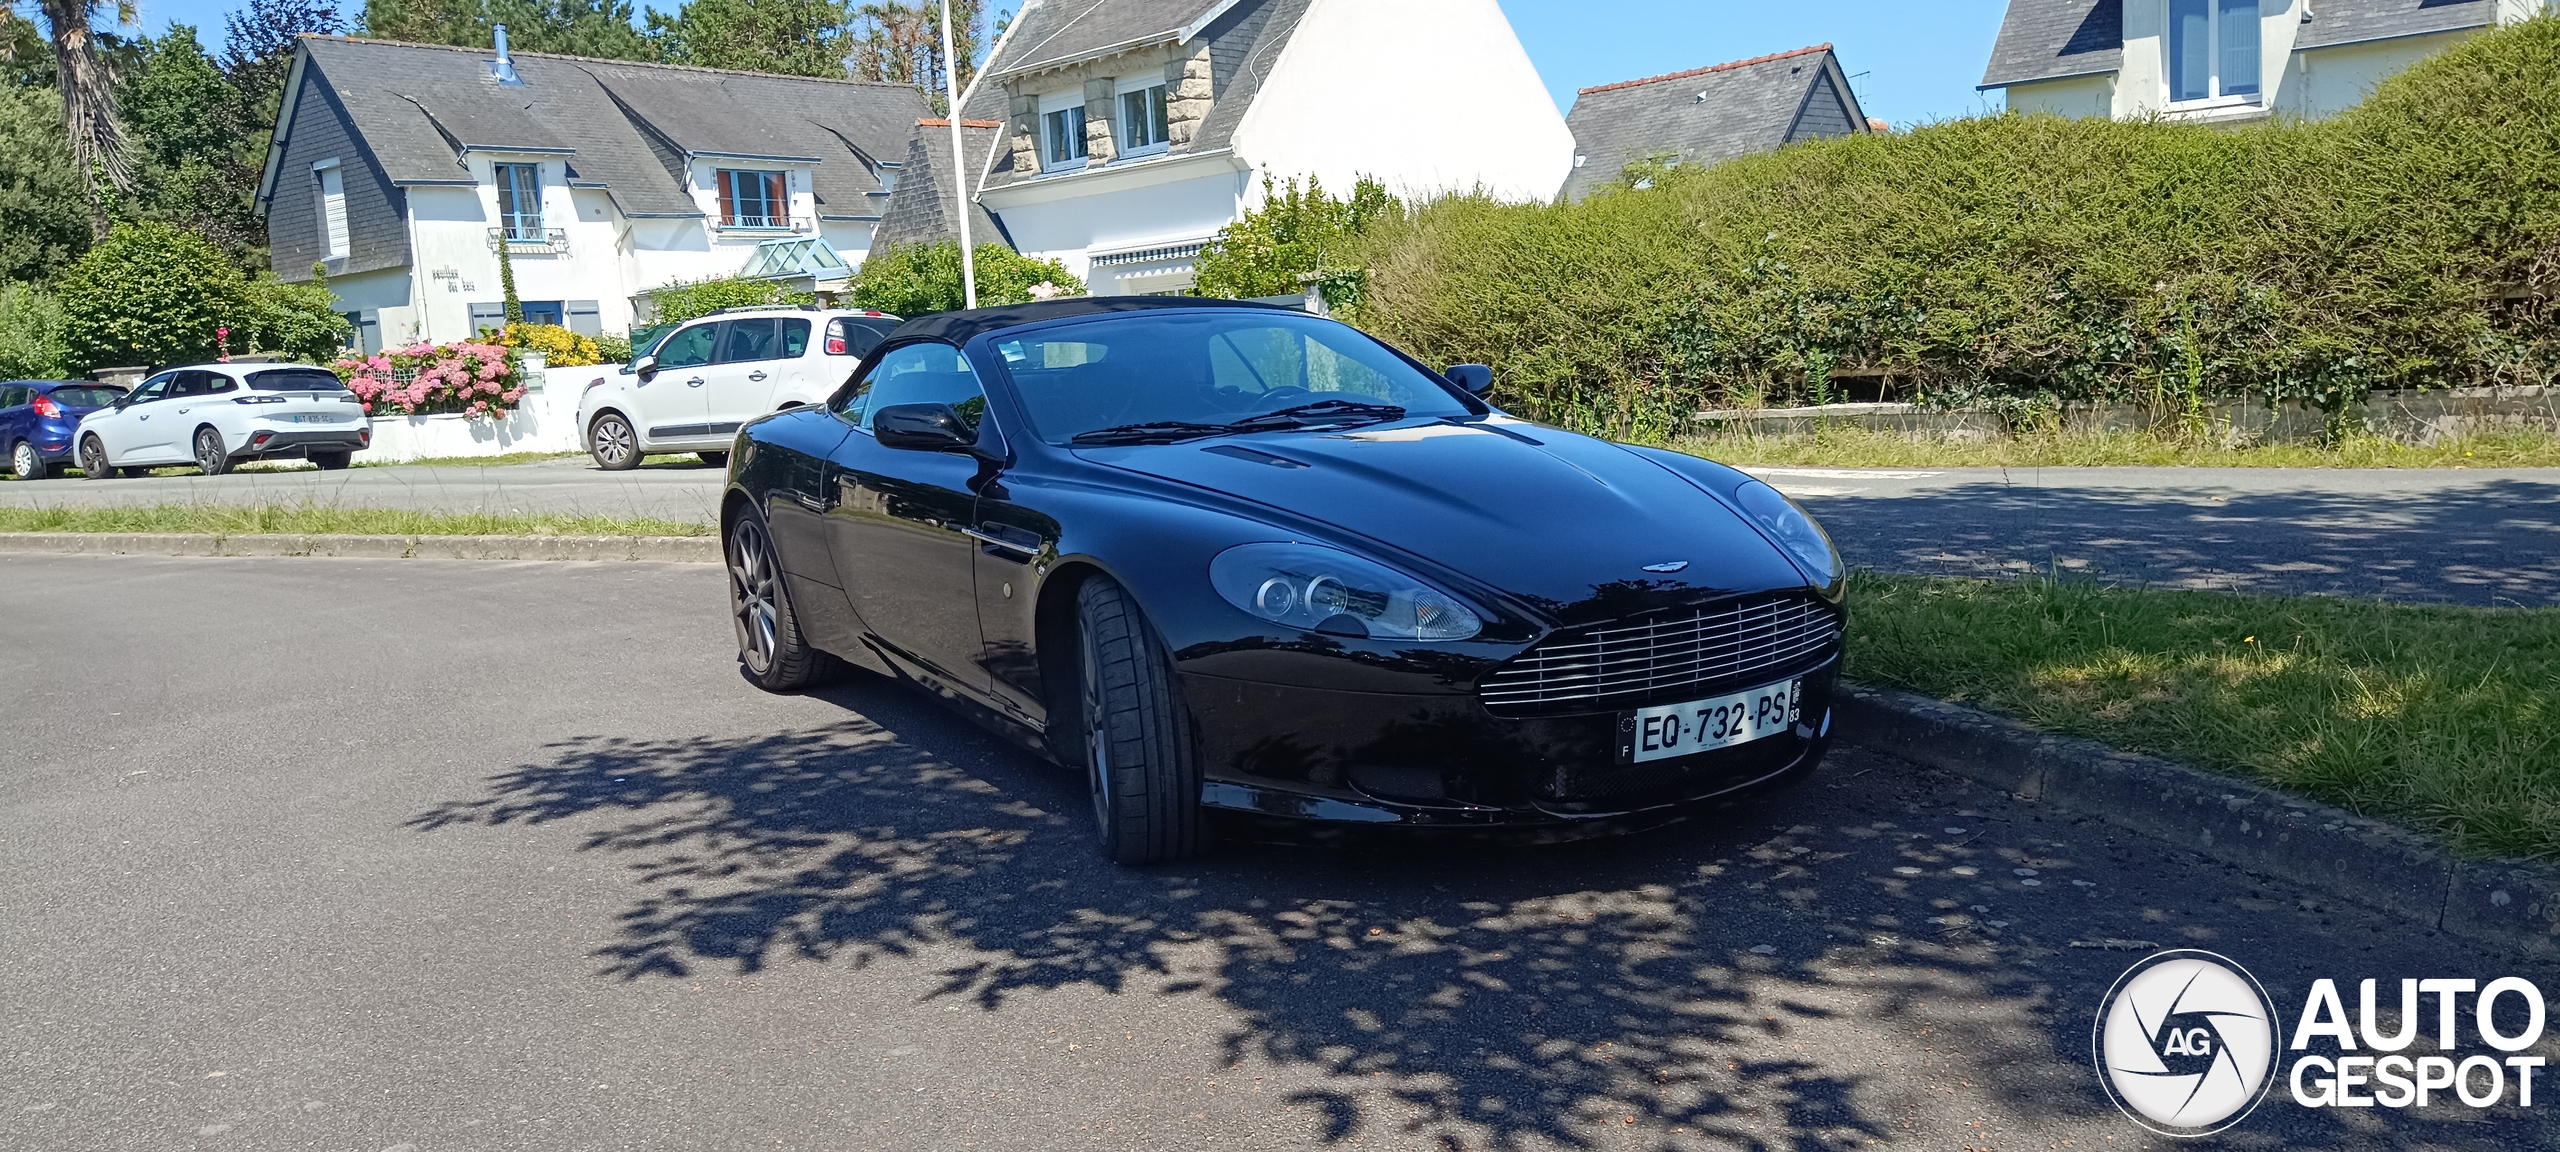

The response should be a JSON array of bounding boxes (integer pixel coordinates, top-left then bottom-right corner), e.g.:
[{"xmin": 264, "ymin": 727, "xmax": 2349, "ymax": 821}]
[{"xmin": 32, "ymin": 0, "xmax": 135, "ymax": 237}]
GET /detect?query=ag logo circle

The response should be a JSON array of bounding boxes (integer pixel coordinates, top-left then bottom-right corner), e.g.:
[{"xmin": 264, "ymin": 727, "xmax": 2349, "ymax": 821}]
[{"xmin": 2092, "ymin": 950, "xmax": 2282, "ymax": 1137}]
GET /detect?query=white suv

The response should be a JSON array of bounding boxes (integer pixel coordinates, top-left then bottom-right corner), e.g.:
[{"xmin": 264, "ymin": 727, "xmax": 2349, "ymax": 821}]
[
  {"xmin": 578, "ymin": 307, "xmax": 902, "ymax": 469},
  {"xmin": 75, "ymin": 363, "xmax": 371, "ymax": 477}
]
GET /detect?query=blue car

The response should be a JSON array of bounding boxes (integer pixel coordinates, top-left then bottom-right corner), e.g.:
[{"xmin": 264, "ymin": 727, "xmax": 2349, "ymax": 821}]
[{"xmin": 2, "ymin": 380, "xmax": 129, "ymax": 479}]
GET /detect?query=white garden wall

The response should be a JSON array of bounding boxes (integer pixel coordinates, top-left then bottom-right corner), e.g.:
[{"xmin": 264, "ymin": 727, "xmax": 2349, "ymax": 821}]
[{"xmin": 351, "ymin": 364, "xmax": 613, "ymax": 464}]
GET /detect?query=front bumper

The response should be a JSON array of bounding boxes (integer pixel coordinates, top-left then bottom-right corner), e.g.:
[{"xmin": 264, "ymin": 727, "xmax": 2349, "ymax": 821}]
[{"xmin": 1183, "ymin": 657, "xmax": 1841, "ymax": 835}]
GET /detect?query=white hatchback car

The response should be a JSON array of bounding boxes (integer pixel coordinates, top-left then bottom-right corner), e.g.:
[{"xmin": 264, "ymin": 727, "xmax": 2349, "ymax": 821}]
[
  {"xmin": 75, "ymin": 363, "xmax": 371, "ymax": 478},
  {"xmin": 577, "ymin": 307, "xmax": 902, "ymax": 470}
]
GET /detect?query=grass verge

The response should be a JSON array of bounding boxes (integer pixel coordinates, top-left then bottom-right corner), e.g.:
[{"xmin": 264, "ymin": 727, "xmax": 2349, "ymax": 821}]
[
  {"xmin": 1668, "ymin": 426, "xmax": 2560, "ymax": 469},
  {"xmin": 1845, "ymin": 571, "xmax": 2560, "ymax": 860},
  {"xmin": 0, "ymin": 506, "xmax": 713, "ymax": 537}
]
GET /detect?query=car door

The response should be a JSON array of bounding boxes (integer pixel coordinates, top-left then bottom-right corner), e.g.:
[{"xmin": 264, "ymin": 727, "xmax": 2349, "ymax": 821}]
[
  {"xmin": 90, "ymin": 374, "xmax": 175, "ymax": 462},
  {"xmin": 821, "ymin": 341, "xmax": 992, "ymax": 696},
  {"xmin": 640, "ymin": 321, "xmax": 720, "ymax": 442},
  {"xmin": 0, "ymin": 386, "xmax": 26, "ymax": 451},
  {"xmin": 705, "ymin": 317, "xmax": 783, "ymax": 434},
  {"xmin": 166, "ymin": 369, "xmax": 237, "ymax": 456}
]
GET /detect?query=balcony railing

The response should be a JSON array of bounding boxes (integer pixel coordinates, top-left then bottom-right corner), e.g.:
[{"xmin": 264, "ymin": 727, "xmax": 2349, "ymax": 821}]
[{"xmin": 488, "ymin": 227, "xmax": 570, "ymax": 255}]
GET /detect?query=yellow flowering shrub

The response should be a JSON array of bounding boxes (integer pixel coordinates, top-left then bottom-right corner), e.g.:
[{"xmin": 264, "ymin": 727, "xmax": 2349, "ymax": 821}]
[{"xmin": 499, "ymin": 323, "xmax": 604, "ymax": 367}]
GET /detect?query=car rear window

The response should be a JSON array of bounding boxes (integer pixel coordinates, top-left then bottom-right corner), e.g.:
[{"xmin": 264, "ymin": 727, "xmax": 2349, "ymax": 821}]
[
  {"xmin": 246, "ymin": 368, "xmax": 351, "ymax": 392},
  {"xmin": 46, "ymin": 386, "xmax": 124, "ymax": 407}
]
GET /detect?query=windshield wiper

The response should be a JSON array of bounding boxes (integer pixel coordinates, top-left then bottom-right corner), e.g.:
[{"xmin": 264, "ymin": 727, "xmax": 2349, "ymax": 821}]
[
  {"xmin": 1071, "ymin": 421, "xmax": 1236, "ymax": 446},
  {"xmin": 1225, "ymin": 400, "xmax": 1407, "ymax": 432}
]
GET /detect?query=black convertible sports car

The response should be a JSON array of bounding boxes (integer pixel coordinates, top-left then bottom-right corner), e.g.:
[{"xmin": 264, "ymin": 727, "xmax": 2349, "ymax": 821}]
[{"xmin": 707, "ymin": 297, "xmax": 1847, "ymax": 863}]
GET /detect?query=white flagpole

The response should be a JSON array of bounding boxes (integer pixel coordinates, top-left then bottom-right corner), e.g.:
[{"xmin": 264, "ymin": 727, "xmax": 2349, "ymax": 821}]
[{"xmin": 939, "ymin": 0, "xmax": 978, "ymax": 309}]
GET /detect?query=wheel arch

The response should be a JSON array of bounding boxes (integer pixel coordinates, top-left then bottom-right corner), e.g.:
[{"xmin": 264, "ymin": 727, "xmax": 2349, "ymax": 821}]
[{"xmin": 1032, "ymin": 559, "xmax": 1114, "ymax": 763}]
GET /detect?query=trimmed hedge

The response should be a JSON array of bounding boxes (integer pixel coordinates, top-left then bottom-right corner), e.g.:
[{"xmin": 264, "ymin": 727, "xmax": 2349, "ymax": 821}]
[{"xmin": 1347, "ymin": 17, "xmax": 2560, "ymax": 438}]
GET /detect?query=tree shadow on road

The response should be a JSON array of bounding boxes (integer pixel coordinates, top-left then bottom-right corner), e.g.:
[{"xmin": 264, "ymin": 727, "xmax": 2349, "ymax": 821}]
[{"xmin": 402, "ymin": 677, "xmax": 2163, "ymax": 1149}]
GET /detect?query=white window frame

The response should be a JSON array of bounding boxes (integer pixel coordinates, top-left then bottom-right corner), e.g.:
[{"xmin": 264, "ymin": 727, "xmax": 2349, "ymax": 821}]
[
  {"xmin": 493, "ymin": 161, "xmax": 546, "ymax": 240},
  {"xmin": 312, "ymin": 159, "xmax": 349, "ymax": 262},
  {"xmin": 2164, "ymin": 0, "xmax": 2263, "ymax": 109},
  {"xmin": 1116, "ymin": 78, "xmax": 1171, "ymax": 158},
  {"xmin": 1039, "ymin": 90, "xmax": 1089, "ymax": 171}
]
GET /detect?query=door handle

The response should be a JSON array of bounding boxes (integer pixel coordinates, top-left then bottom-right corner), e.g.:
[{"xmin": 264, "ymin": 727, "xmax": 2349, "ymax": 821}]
[
  {"xmin": 686, "ymin": 378, "xmax": 704, "ymax": 388},
  {"xmin": 963, "ymin": 525, "xmax": 1041, "ymax": 557},
  {"xmin": 794, "ymin": 492, "xmax": 827, "ymax": 512},
  {"xmin": 748, "ymin": 371, "xmax": 768, "ymax": 382}
]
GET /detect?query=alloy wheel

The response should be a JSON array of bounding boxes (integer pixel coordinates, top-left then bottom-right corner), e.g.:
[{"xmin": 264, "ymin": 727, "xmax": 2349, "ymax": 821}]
[
  {"xmin": 194, "ymin": 428, "xmax": 227, "ymax": 475},
  {"xmin": 727, "ymin": 517, "xmax": 780, "ymax": 674},
  {"xmin": 592, "ymin": 415, "xmax": 636, "ymax": 468},
  {"xmin": 11, "ymin": 441, "xmax": 38, "ymax": 480},
  {"xmin": 78, "ymin": 437, "xmax": 109, "ymax": 479},
  {"xmin": 1083, "ymin": 634, "xmax": 1116, "ymax": 833}
]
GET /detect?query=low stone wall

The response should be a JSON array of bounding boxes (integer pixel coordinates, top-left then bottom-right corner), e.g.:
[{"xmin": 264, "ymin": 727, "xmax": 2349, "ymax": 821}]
[
  {"xmin": 352, "ymin": 364, "xmax": 614, "ymax": 463},
  {"xmin": 1694, "ymin": 386, "xmax": 2560, "ymax": 445}
]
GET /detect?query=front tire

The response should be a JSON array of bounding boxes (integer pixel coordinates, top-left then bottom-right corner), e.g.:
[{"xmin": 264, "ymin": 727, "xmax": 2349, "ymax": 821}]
[
  {"xmin": 589, "ymin": 412, "xmax": 640, "ymax": 471},
  {"xmin": 726, "ymin": 508, "xmax": 833, "ymax": 692},
  {"xmin": 77, "ymin": 436, "xmax": 114, "ymax": 480},
  {"xmin": 1076, "ymin": 577, "xmax": 1205, "ymax": 864},
  {"xmin": 10, "ymin": 440, "xmax": 46, "ymax": 480},
  {"xmin": 194, "ymin": 427, "xmax": 232, "ymax": 476}
]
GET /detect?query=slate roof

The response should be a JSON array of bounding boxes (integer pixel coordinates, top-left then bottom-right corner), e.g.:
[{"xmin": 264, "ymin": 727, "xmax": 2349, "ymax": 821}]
[
  {"xmin": 981, "ymin": 0, "xmax": 1234, "ymax": 81},
  {"xmin": 873, "ymin": 119, "xmax": 1014, "ymax": 250},
  {"xmin": 2295, "ymin": 0, "xmax": 2494, "ymax": 50},
  {"xmin": 1979, "ymin": 0, "xmax": 2122, "ymax": 89},
  {"xmin": 1981, "ymin": 0, "xmax": 2501, "ymax": 89},
  {"xmin": 1560, "ymin": 44, "xmax": 1867, "ymax": 202},
  {"xmin": 281, "ymin": 35, "xmax": 929, "ymax": 220}
]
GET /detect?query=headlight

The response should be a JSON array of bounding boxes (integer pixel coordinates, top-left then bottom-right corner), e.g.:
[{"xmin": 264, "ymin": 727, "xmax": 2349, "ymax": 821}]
[
  {"xmin": 1209, "ymin": 542, "xmax": 1482, "ymax": 641},
  {"xmin": 1734, "ymin": 481, "xmax": 1843, "ymax": 586}
]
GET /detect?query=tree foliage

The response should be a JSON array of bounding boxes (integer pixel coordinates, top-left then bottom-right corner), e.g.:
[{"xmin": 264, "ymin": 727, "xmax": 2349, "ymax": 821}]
[
  {"xmin": 223, "ymin": 0, "xmax": 345, "ymax": 120},
  {"xmin": 850, "ymin": 241, "xmax": 1080, "ymax": 315},
  {"xmin": 0, "ymin": 280, "xmax": 69, "ymax": 379},
  {"xmin": 57, "ymin": 221, "xmax": 343, "ymax": 372},
  {"xmin": 1194, "ymin": 174, "xmax": 1398, "ymax": 304},
  {"xmin": 642, "ymin": 274, "xmax": 814, "ymax": 325},
  {"xmin": 0, "ymin": 84, "xmax": 88, "ymax": 283},
  {"xmin": 645, "ymin": 0, "xmax": 852, "ymax": 76},
  {"xmin": 847, "ymin": 0, "xmax": 986, "ymax": 102},
  {"xmin": 361, "ymin": 0, "xmax": 653, "ymax": 61}
]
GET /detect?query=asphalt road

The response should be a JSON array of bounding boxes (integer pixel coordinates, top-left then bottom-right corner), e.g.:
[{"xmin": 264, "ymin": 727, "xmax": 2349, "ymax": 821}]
[
  {"xmin": 3, "ymin": 554, "xmax": 2549, "ymax": 1151},
  {"xmin": 10, "ymin": 456, "xmax": 2556, "ymax": 605},
  {"xmin": 1753, "ymin": 466, "xmax": 2560, "ymax": 607}
]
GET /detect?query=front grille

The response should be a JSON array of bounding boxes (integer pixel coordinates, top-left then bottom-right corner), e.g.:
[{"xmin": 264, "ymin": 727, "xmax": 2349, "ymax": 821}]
[{"xmin": 1480, "ymin": 594, "xmax": 1840, "ymax": 717}]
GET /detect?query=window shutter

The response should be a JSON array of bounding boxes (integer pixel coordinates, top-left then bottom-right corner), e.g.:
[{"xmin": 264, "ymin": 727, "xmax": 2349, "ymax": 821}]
[
  {"xmin": 716, "ymin": 171, "xmax": 736, "ymax": 225},
  {"xmin": 565, "ymin": 300, "xmax": 602, "ymax": 336},
  {"xmin": 316, "ymin": 165, "xmax": 350, "ymax": 261},
  {"xmin": 468, "ymin": 301, "xmax": 505, "ymax": 336}
]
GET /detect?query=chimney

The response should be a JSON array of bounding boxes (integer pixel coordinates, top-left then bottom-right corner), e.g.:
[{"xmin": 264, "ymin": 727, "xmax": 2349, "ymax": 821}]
[{"xmin": 488, "ymin": 23, "xmax": 522, "ymax": 85}]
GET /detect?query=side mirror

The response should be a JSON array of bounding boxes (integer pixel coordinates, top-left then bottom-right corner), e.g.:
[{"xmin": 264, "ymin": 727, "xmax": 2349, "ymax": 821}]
[
  {"xmin": 1445, "ymin": 364, "xmax": 1493, "ymax": 396},
  {"xmin": 632, "ymin": 354, "xmax": 659, "ymax": 382},
  {"xmin": 872, "ymin": 402, "xmax": 976, "ymax": 452}
]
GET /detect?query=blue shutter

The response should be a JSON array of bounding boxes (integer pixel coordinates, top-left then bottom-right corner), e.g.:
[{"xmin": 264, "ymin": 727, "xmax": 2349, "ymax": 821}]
[{"xmin": 565, "ymin": 300, "xmax": 602, "ymax": 336}]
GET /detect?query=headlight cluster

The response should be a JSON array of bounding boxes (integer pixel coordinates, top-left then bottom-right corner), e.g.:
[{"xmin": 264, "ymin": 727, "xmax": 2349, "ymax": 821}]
[
  {"xmin": 1210, "ymin": 542, "xmax": 1482, "ymax": 641},
  {"xmin": 1735, "ymin": 480, "xmax": 1844, "ymax": 586}
]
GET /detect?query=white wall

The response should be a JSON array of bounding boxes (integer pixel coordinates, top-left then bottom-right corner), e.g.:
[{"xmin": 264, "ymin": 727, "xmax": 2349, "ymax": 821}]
[
  {"xmin": 2278, "ymin": 31, "xmax": 2478, "ymax": 117},
  {"xmin": 2006, "ymin": 74, "xmax": 2116, "ymax": 118},
  {"xmin": 1233, "ymin": 0, "xmax": 1572, "ymax": 203},
  {"xmin": 990, "ymin": 164, "xmax": 1252, "ymax": 287}
]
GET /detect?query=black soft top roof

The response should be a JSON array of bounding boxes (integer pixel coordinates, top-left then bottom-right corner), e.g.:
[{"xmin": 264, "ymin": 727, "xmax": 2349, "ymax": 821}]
[{"xmin": 885, "ymin": 296, "xmax": 1292, "ymax": 345}]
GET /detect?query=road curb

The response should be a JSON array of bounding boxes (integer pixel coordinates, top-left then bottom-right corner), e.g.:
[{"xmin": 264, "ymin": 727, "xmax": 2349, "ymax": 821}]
[
  {"xmin": 0, "ymin": 532, "xmax": 719, "ymax": 563},
  {"xmin": 1835, "ymin": 682, "xmax": 2560, "ymax": 958}
]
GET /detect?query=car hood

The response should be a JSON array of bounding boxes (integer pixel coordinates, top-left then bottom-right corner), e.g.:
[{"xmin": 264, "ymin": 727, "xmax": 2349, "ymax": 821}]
[{"xmin": 1073, "ymin": 418, "xmax": 1811, "ymax": 627}]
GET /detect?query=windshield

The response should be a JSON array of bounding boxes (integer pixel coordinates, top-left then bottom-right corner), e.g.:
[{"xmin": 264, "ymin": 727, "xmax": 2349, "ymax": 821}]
[
  {"xmin": 993, "ymin": 311, "xmax": 1472, "ymax": 446},
  {"xmin": 46, "ymin": 386, "xmax": 124, "ymax": 407},
  {"xmin": 247, "ymin": 368, "xmax": 350, "ymax": 392}
]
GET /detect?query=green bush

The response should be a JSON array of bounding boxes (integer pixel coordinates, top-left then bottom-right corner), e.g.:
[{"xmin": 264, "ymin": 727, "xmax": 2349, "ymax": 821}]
[
  {"xmin": 1347, "ymin": 15, "xmax": 2560, "ymax": 438},
  {"xmin": 850, "ymin": 242, "xmax": 1083, "ymax": 315},
  {"xmin": 0, "ymin": 281, "xmax": 69, "ymax": 380},
  {"xmin": 644, "ymin": 275, "xmax": 815, "ymax": 325},
  {"xmin": 235, "ymin": 273, "xmax": 351, "ymax": 365},
  {"xmin": 1194, "ymin": 175, "xmax": 1397, "ymax": 305},
  {"xmin": 57, "ymin": 222, "xmax": 242, "ymax": 373}
]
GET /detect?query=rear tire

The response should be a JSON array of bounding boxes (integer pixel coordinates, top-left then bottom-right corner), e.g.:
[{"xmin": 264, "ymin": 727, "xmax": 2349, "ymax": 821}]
[
  {"xmin": 78, "ymin": 436, "xmax": 114, "ymax": 480},
  {"xmin": 589, "ymin": 411, "xmax": 640, "ymax": 471},
  {"xmin": 309, "ymin": 451, "xmax": 352, "ymax": 471},
  {"xmin": 697, "ymin": 450, "xmax": 728, "ymax": 469},
  {"xmin": 194, "ymin": 427, "xmax": 232, "ymax": 476},
  {"xmin": 726, "ymin": 507, "xmax": 834, "ymax": 692},
  {"xmin": 1076, "ymin": 576, "xmax": 1205, "ymax": 864},
  {"xmin": 10, "ymin": 440, "xmax": 44, "ymax": 480}
]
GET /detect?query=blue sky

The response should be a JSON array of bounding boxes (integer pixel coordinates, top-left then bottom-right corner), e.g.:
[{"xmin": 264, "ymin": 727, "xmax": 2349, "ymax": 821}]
[{"xmin": 85, "ymin": 0, "xmax": 2016, "ymax": 124}]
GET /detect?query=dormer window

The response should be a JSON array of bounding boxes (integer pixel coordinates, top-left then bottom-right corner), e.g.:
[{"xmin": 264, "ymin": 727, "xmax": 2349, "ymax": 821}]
[
  {"xmin": 717, "ymin": 169, "xmax": 788, "ymax": 228},
  {"xmin": 1118, "ymin": 81, "xmax": 1169, "ymax": 154},
  {"xmin": 1043, "ymin": 105, "xmax": 1088, "ymax": 168},
  {"xmin": 2168, "ymin": 0, "xmax": 2260, "ymax": 104},
  {"xmin": 495, "ymin": 162, "xmax": 543, "ymax": 240}
]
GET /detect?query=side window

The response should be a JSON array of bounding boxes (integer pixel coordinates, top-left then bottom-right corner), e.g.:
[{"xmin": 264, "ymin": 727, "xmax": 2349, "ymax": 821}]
[
  {"xmin": 0, "ymin": 387, "xmax": 23, "ymax": 408},
  {"xmin": 169, "ymin": 371, "xmax": 219, "ymax": 398},
  {"xmin": 127, "ymin": 377, "xmax": 176, "ymax": 405},
  {"xmin": 656, "ymin": 323, "xmax": 721, "ymax": 370},
  {"xmin": 781, "ymin": 319, "xmax": 810, "ymax": 358},
  {"xmin": 840, "ymin": 343, "xmax": 985, "ymax": 433},
  {"xmin": 715, "ymin": 318, "xmax": 781, "ymax": 365}
]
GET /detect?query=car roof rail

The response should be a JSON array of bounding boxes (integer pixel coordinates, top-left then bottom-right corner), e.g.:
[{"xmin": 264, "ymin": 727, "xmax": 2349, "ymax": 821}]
[{"xmin": 708, "ymin": 304, "xmax": 824, "ymax": 316}]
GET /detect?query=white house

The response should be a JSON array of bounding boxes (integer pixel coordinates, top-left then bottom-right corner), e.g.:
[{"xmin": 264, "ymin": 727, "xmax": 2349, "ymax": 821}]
[
  {"xmin": 1982, "ymin": 0, "xmax": 2557, "ymax": 124},
  {"xmin": 875, "ymin": 0, "xmax": 1574, "ymax": 296},
  {"xmin": 256, "ymin": 33, "xmax": 930, "ymax": 350}
]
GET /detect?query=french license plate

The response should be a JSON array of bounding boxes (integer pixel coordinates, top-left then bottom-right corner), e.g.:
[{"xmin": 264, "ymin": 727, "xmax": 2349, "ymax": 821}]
[
  {"xmin": 288, "ymin": 414, "xmax": 343, "ymax": 424},
  {"xmin": 1619, "ymin": 679, "xmax": 1802, "ymax": 763}
]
